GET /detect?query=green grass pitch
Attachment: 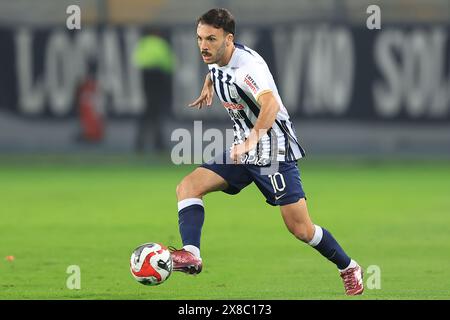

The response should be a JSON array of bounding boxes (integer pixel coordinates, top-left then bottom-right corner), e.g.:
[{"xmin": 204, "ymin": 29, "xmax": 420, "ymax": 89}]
[{"xmin": 1, "ymin": 158, "xmax": 450, "ymax": 300}]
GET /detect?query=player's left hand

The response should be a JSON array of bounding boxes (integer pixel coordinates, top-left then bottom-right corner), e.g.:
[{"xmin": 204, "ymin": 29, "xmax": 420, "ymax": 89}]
[{"xmin": 230, "ymin": 139, "xmax": 257, "ymax": 164}]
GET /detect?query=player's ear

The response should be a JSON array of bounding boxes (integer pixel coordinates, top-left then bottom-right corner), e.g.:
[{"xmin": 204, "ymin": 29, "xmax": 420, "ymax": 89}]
[{"xmin": 226, "ymin": 33, "xmax": 234, "ymax": 46}]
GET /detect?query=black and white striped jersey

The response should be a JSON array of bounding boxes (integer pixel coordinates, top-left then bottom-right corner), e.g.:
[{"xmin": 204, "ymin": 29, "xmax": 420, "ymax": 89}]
[{"xmin": 208, "ymin": 43, "xmax": 305, "ymax": 165}]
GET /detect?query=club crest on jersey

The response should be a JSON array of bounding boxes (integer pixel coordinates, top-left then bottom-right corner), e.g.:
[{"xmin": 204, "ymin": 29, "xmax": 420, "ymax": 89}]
[
  {"xmin": 244, "ymin": 74, "xmax": 260, "ymax": 94},
  {"xmin": 228, "ymin": 85, "xmax": 239, "ymax": 99},
  {"xmin": 222, "ymin": 101, "xmax": 245, "ymax": 110}
]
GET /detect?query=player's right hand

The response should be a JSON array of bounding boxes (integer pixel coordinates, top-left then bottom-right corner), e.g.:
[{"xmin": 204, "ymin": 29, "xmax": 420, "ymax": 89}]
[{"xmin": 188, "ymin": 84, "xmax": 214, "ymax": 109}]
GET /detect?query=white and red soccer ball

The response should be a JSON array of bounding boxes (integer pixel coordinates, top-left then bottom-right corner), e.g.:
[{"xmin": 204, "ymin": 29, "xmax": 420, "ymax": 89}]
[{"xmin": 130, "ymin": 243, "xmax": 173, "ymax": 286}]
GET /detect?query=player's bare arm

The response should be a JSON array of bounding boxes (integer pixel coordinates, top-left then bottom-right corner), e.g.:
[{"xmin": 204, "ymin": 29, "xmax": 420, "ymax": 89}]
[
  {"xmin": 188, "ymin": 73, "xmax": 214, "ymax": 109},
  {"xmin": 230, "ymin": 91, "xmax": 279, "ymax": 162}
]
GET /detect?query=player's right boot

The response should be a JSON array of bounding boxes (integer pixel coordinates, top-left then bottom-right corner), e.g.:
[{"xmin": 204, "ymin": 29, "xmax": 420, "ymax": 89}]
[
  {"xmin": 168, "ymin": 247, "xmax": 203, "ymax": 275},
  {"xmin": 339, "ymin": 263, "xmax": 364, "ymax": 295}
]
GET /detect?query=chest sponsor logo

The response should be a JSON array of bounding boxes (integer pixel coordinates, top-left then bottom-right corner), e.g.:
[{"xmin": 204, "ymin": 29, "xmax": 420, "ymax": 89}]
[{"xmin": 223, "ymin": 101, "xmax": 245, "ymax": 110}]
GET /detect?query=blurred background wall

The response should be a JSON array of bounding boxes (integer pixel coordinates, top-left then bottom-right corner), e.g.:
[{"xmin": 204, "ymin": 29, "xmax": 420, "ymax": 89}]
[{"xmin": 0, "ymin": 0, "xmax": 449, "ymax": 157}]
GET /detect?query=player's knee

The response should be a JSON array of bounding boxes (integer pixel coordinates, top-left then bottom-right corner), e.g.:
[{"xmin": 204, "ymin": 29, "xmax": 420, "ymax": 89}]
[
  {"xmin": 175, "ymin": 182, "xmax": 183, "ymax": 199},
  {"xmin": 289, "ymin": 223, "xmax": 314, "ymax": 243},
  {"xmin": 176, "ymin": 179, "xmax": 190, "ymax": 200},
  {"xmin": 176, "ymin": 176, "xmax": 203, "ymax": 200}
]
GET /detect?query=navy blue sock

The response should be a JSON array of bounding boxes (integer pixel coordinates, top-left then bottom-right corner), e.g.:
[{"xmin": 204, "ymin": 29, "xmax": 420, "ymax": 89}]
[
  {"xmin": 308, "ymin": 225, "xmax": 351, "ymax": 270},
  {"xmin": 177, "ymin": 198, "xmax": 205, "ymax": 249}
]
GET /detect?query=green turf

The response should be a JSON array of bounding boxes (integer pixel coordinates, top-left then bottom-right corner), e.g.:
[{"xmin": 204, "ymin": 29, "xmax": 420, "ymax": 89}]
[{"xmin": 1, "ymin": 159, "xmax": 450, "ymax": 300}]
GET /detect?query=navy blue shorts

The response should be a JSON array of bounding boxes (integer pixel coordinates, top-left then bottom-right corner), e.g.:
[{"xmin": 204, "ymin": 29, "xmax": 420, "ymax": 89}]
[{"xmin": 200, "ymin": 152, "xmax": 306, "ymax": 206}]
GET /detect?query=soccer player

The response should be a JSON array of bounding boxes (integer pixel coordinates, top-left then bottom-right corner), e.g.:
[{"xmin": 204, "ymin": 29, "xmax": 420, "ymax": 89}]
[{"xmin": 170, "ymin": 8, "xmax": 364, "ymax": 295}]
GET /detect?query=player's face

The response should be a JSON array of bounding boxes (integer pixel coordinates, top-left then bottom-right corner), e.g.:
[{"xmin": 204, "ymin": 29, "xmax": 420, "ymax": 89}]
[{"xmin": 197, "ymin": 23, "xmax": 232, "ymax": 65}]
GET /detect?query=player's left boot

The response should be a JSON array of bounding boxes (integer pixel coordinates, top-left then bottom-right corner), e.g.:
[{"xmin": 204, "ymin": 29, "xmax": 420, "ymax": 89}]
[
  {"xmin": 169, "ymin": 247, "xmax": 203, "ymax": 275},
  {"xmin": 340, "ymin": 264, "xmax": 364, "ymax": 295}
]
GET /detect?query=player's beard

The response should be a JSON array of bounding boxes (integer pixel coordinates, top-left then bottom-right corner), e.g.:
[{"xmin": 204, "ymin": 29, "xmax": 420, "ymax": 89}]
[{"xmin": 212, "ymin": 40, "xmax": 227, "ymax": 65}]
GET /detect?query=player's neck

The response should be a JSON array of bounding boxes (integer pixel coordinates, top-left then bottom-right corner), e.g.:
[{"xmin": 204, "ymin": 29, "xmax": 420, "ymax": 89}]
[{"xmin": 217, "ymin": 45, "xmax": 235, "ymax": 67}]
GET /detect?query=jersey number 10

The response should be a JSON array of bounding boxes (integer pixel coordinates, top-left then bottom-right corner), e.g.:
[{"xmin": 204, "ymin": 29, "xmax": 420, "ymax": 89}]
[{"xmin": 268, "ymin": 172, "xmax": 286, "ymax": 193}]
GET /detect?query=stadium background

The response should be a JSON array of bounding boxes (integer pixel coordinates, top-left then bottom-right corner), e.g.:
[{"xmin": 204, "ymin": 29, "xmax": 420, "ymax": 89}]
[{"xmin": 0, "ymin": 0, "xmax": 449, "ymax": 300}]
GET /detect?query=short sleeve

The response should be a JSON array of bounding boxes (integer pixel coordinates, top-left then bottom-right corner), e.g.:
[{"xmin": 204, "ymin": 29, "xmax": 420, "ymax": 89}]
[{"xmin": 236, "ymin": 62, "xmax": 272, "ymax": 102}]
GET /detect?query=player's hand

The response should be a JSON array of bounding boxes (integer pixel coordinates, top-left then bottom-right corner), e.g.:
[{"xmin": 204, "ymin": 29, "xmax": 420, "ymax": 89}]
[
  {"xmin": 230, "ymin": 139, "xmax": 257, "ymax": 164},
  {"xmin": 230, "ymin": 144, "xmax": 244, "ymax": 164},
  {"xmin": 188, "ymin": 83, "xmax": 214, "ymax": 109}
]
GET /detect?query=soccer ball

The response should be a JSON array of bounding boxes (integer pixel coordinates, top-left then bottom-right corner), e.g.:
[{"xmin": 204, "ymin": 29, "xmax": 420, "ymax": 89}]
[{"xmin": 130, "ymin": 242, "xmax": 173, "ymax": 286}]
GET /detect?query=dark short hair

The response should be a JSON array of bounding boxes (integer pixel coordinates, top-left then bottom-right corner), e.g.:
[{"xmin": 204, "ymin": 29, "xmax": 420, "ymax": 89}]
[{"xmin": 197, "ymin": 8, "xmax": 235, "ymax": 35}]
